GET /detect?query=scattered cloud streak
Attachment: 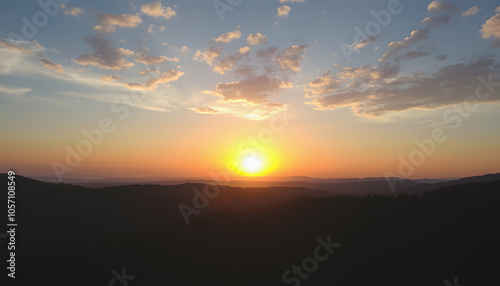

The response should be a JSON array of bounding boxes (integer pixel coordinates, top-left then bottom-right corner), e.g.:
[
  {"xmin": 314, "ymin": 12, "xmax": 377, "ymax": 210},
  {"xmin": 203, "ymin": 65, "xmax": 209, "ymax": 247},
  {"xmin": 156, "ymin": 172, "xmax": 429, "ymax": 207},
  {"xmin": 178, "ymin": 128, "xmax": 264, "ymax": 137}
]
[
  {"xmin": 190, "ymin": 107, "xmax": 219, "ymax": 114},
  {"xmin": 40, "ymin": 58, "xmax": 65, "ymax": 73},
  {"xmin": 306, "ymin": 56, "xmax": 500, "ymax": 117},
  {"xmin": 118, "ymin": 70, "xmax": 184, "ymax": 91}
]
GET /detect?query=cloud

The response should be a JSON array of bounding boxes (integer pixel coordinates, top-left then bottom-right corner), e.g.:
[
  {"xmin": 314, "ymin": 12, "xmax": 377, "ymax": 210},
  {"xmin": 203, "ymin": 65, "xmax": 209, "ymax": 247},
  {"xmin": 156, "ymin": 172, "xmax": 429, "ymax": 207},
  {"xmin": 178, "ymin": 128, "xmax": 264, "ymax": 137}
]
[
  {"xmin": 147, "ymin": 24, "xmax": 155, "ymax": 34},
  {"xmin": 0, "ymin": 38, "xmax": 64, "ymax": 73},
  {"xmin": 73, "ymin": 36, "xmax": 135, "ymax": 70},
  {"xmin": 94, "ymin": 14, "xmax": 142, "ymax": 33},
  {"xmin": 195, "ymin": 44, "xmax": 249, "ymax": 74},
  {"xmin": 380, "ymin": 29, "xmax": 429, "ymax": 61},
  {"xmin": 350, "ymin": 37, "xmax": 377, "ymax": 50},
  {"xmin": 256, "ymin": 47, "xmax": 279, "ymax": 59},
  {"xmin": 213, "ymin": 50, "xmax": 250, "ymax": 74},
  {"xmin": 462, "ymin": 6, "xmax": 480, "ymax": 18},
  {"xmin": 247, "ymin": 33, "xmax": 267, "ymax": 45},
  {"xmin": 95, "ymin": 14, "xmax": 142, "ymax": 33},
  {"xmin": 194, "ymin": 38, "xmax": 306, "ymax": 118},
  {"xmin": 194, "ymin": 47, "xmax": 223, "ymax": 66},
  {"xmin": 203, "ymin": 75, "xmax": 292, "ymax": 105},
  {"xmin": 394, "ymin": 50, "xmax": 433, "ymax": 63},
  {"xmin": 233, "ymin": 66, "xmax": 255, "ymax": 78},
  {"xmin": 190, "ymin": 107, "xmax": 219, "ymax": 114},
  {"xmin": 0, "ymin": 84, "xmax": 32, "ymax": 95},
  {"xmin": 403, "ymin": 29, "xmax": 430, "ymax": 44},
  {"xmin": 305, "ymin": 71, "xmax": 341, "ymax": 98},
  {"xmin": 93, "ymin": 25, "xmax": 116, "ymax": 33},
  {"xmin": 40, "ymin": 58, "xmax": 65, "ymax": 73},
  {"xmin": 134, "ymin": 47, "xmax": 179, "ymax": 65},
  {"xmin": 244, "ymin": 103, "xmax": 289, "ymax": 120},
  {"xmin": 277, "ymin": 5, "xmax": 291, "ymax": 17},
  {"xmin": 238, "ymin": 46, "xmax": 251, "ymax": 54},
  {"xmin": 141, "ymin": 2, "xmax": 176, "ymax": 19},
  {"xmin": 212, "ymin": 55, "xmax": 241, "ymax": 74},
  {"xmin": 100, "ymin": 75, "xmax": 122, "ymax": 82},
  {"xmin": 480, "ymin": 7, "xmax": 500, "ymax": 47},
  {"xmin": 422, "ymin": 2, "xmax": 457, "ymax": 28},
  {"xmin": 338, "ymin": 64, "xmax": 399, "ymax": 82},
  {"xmin": 212, "ymin": 30, "xmax": 242, "ymax": 44},
  {"xmin": 120, "ymin": 70, "xmax": 184, "ymax": 91},
  {"xmin": 255, "ymin": 45, "xmax": 309, "ymax": 73},
  {"xmin": 61, "ymin": 5, "xmax": 84, "ymax": 16},
  {"xmin": 274, "ymin": 44, "xmax": 309, "ymax": 72},
  {"xmin": 421, "ymin": 14, "xmax": 452, "ymax": 27},
  {"xmin": 307, "ymin": 56, "xmax": 500, "ymax": 117},
  {"xmin": 138, "ymin": 68, "xmax": 159, "ymax": 75},
  {"xmin": 0, "ymin": 38, "xmax": 39, "ymax": 57},
  {"xmin": 436, "ymin": 54, "xmax": 447, "ymax": 61},
  {"xmin": 427, "ymin": 1, "xmax": 459, "ymax": 12}
]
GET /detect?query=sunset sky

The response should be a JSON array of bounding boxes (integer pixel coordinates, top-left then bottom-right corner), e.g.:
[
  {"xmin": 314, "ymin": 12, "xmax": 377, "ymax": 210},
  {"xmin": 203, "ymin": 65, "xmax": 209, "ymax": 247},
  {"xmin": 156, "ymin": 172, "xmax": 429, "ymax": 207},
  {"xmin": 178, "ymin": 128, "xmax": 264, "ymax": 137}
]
[{"xmin": 1, "ymin": 0, "xmax": 499, "ymax": 180}]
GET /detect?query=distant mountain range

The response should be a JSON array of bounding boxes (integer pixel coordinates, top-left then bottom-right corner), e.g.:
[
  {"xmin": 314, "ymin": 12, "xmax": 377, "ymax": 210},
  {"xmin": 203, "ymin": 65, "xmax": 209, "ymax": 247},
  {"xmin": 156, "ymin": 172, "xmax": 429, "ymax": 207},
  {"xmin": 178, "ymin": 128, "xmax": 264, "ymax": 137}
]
[
  {"xmin": 32, "ymin": 172, "xmax": 500, "ymax": 197},
  {"xmin": 32, "ymin": 174, "xmax": 459, "ymax": 185}
]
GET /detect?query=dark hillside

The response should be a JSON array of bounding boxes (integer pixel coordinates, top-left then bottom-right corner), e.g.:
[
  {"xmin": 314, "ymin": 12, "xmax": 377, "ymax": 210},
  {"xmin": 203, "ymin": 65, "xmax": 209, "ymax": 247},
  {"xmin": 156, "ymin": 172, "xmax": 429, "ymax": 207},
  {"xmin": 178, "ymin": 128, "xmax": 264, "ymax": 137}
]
[{"xmin": 0, "ymin": 174, "xmax": 498, "ymax": 285}]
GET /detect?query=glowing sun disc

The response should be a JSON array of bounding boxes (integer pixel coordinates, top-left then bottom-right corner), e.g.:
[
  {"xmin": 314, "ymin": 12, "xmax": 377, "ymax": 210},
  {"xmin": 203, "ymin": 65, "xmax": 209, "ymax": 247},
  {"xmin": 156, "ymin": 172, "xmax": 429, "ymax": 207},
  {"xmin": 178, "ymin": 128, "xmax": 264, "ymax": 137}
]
[{"xmin": 243, "ymin": 156, "xmax": 262, "ymax": 173}]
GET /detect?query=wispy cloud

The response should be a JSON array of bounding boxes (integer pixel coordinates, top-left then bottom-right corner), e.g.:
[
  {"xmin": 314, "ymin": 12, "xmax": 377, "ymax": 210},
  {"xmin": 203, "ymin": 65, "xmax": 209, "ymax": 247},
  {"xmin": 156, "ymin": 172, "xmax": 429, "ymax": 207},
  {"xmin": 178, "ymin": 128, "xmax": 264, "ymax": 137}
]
[
  {"xmin": 190, "ymin": 107, "xmax": 219, "ymax": 114},
  {"xmin": 462, "ymin": 6, "xmax": 480, "ymax": 18},
  {"xmin": 0, "ymin": 84, "xmax": 32, "ymax": 95}
]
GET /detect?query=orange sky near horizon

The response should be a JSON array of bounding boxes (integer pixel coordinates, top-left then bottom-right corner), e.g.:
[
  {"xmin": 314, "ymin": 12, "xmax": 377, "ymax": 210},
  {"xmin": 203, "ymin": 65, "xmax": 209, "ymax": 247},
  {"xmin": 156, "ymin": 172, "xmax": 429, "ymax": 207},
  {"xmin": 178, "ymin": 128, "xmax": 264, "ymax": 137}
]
[{"xmin": 2, "ymin": 103, "xmax": 500, "ymax": 180}]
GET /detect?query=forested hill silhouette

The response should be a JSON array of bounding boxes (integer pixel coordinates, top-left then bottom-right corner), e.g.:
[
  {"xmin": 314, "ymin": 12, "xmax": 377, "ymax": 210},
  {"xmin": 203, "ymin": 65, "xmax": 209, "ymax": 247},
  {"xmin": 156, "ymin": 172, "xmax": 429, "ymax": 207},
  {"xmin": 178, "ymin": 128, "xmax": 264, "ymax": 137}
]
[{"xmin": 0, "ymin": 174, "xmax": 499, "ymax": 285}]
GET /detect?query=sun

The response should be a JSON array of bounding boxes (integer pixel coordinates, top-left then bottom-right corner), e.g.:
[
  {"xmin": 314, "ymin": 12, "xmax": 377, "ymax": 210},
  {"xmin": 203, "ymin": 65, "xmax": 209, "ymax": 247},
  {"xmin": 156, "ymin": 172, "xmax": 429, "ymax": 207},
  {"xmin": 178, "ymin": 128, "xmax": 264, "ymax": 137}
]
[
  {"xmin": 228, "ymin": 148, "xmax": 278, "ymax": 177},
  {"xmin": 243, "ymin": 156, "xmax": 263, "ymax": 173}
]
